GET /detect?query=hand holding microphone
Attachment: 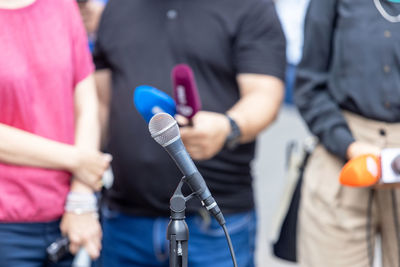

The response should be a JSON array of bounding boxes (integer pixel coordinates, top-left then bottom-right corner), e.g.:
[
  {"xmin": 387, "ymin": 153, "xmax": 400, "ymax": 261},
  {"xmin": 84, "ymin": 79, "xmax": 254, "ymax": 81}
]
[
  {"xmin": 134, "ymin": 65, "xmax": 229, "ymax": 160},
  {"xmin": 180, "ymin": 111, "xmax": 231, "ymax": 161},
  {"xmin": 60, "ymin": 211, "xmax": 102, "ymax": 260}
]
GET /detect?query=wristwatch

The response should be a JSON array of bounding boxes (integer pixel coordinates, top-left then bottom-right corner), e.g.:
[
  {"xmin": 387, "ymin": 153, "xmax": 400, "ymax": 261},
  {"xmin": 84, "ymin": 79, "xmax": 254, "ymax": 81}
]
[{"xmin": 225, "ymin": 115, "xmax": 241, "ymax": 150}]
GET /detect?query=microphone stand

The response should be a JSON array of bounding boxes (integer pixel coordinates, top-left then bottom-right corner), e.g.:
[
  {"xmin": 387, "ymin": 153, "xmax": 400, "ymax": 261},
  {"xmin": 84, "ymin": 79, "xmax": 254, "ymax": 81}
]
[{"xmin": 167, "ymin": 177, "xmax": 193, "ymax": 267}]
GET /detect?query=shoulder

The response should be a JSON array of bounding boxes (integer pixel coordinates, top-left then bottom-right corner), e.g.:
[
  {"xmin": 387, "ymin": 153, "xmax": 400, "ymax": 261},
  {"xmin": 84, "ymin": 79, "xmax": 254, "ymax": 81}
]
[
  {"xmin": 50, "ymin": 0, "xmax": 79, "ymax": 11},
  {"xmin": 220, "ymin": 0, "xmax": 276, "ymax": 27},
  {"xmin": 242, "ymin": 0, "xmax": 276, "ymax": 17},
  {"xmin": 216, "ymin": 0, "xmax": 274, "ymax": 14},
  {"xmin": 232, "ymin": 0, "xmax": 279, "ymax": 30},
  {"xmin": 40, "ymin": 0, "xmax": 80, "ymax": 20}
]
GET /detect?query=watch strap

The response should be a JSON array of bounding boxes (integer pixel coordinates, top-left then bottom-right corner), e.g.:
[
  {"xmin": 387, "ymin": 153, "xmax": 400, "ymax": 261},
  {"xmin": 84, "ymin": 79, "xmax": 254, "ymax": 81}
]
[{"xmin": 225, "ymin": 115, "xmax": 241, "ymax": 150}]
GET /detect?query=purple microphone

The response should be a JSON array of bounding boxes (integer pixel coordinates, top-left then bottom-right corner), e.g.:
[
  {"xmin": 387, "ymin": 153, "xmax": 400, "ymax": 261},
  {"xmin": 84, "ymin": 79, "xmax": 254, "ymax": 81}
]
[{"xmin": 172, "ymin": 64, "xmax": 202, "ymax": 126}]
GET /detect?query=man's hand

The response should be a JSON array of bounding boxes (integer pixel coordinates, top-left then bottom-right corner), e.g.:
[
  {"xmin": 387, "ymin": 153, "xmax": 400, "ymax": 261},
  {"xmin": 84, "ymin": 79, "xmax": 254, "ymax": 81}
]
[
  {"xmin": 70, "ymin": 149, "xmax": 112, "ymax": 190},
  {"xmin": 179, "ymin": 111, "xmax": 230, "ymax": 161},
  {"xmin": 60, "ymin": 212, "xmax": 102, "ymax": 259},
  {"xmin": 346, "ymin": 141, "xmax": 381, "ymax": 160}
]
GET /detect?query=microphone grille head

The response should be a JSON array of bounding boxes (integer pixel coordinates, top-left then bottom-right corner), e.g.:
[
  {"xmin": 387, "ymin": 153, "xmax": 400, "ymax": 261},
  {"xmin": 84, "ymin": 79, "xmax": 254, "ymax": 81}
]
[{"xmin": 148, "ymin": 113, "xmax": 180, "ymax": 147}]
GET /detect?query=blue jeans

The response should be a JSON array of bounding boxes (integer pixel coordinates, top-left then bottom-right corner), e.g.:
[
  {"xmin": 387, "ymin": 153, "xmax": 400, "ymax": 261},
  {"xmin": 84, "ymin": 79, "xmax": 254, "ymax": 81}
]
[
  {"xmin": 0, "ymin": 220, "xmax": 74, "ymax": 267},
  {"xmin": 98, "ymin": 207, "xmax": 256, "ymax": 267}
]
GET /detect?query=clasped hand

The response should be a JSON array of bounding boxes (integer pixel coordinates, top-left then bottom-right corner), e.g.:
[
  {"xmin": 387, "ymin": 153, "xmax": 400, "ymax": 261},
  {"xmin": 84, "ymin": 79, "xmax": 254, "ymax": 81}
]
[{"xmin": 69, "ymin": 148, "xmax": 112, "ymax": 191}]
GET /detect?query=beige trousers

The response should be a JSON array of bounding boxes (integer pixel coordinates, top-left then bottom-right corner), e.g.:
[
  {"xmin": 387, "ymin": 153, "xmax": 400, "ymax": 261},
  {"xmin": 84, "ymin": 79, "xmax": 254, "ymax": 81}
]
[{"xmin": 298, "ymin": 112, "xmax": 400, "ymax": 267}]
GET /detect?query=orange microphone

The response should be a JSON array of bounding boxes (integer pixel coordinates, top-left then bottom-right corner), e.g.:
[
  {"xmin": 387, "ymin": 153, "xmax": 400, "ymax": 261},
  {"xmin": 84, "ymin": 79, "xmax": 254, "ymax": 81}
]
[
  {"xmin": 340, "ymin": 149, "xmax": 400, "ymax": 187},
  {"xmin": 339, "ymin": 154, "xmax": 381, "ymax": 187}
]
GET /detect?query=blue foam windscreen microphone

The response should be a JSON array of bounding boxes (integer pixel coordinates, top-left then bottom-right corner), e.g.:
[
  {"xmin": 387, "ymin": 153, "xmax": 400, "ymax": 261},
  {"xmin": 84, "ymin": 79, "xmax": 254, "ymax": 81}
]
[{"xmin": 134, "ymin": 85, "xmax": 176, "ymax": 123}]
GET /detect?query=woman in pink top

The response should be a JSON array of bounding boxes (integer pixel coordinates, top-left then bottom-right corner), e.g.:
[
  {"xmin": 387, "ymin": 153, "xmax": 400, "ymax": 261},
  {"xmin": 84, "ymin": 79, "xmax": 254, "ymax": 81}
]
[{"xmin": 0, "ymin": 0, "xmax": 111, "ymax": 265}]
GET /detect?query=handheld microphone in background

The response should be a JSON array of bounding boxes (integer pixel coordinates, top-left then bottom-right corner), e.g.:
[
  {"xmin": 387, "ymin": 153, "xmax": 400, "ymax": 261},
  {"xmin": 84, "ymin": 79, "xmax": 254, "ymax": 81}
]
[
  {"xmin": 134, "ymin": 85, "xmax": 176, "ymax": 123},
  {"xmin": 148, "ymin": 112, "xmax": 225, "ymax": 226},
  {"xmin": 47, "ymin": 237, "xmax": 70, "ymax": 263},
  {"xmin": 172, "ymin": 64, "xmax": 202, "ymax": 125},
  {"xmin": 340, "ymin": 154, "xmax": 380, "ymax": 187},
  {"xmin": 340, "ymin": 149, "xmax": 400, "ymax": 187}
]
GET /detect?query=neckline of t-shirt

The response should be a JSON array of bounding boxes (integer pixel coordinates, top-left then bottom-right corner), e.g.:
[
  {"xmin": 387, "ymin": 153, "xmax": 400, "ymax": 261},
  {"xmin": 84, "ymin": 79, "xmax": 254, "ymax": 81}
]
[{"xmin": 0, "ymin": 0, "xmax": 40, "ymax": 12}]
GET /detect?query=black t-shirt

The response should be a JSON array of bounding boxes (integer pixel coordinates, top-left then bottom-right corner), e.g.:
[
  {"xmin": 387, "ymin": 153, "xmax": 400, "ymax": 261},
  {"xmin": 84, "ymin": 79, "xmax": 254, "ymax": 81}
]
[{"xmin": 94, "ymin": 0, "xmax": 285, "ymax": 216}]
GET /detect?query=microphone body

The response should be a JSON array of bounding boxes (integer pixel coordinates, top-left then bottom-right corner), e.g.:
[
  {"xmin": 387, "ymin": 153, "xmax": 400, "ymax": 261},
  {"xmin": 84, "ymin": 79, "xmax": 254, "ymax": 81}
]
[
  {"xmin": 149, "ymin": 113, "xmax": 225, "ymax": 225},
  {"xmin": 162, "ymin": 136, "xmax": 213, "ymax": 203},
  {"xmin": 172, "ymin": 64, "xmax": 202, "ymax": 121},
  {"xmin": 47, "ymin": 237, "xmax": 70, "ymax": 262},
  {"xmin": 134, "ymin": 85, "xmax": 176, "ymax": 123}
]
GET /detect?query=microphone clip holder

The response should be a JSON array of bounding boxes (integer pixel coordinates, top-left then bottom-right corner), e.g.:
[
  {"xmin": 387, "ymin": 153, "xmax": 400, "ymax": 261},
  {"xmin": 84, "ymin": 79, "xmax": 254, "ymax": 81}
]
[{"xmin": 168, "ymin": 176, "xmax": 195, "ymax": 267}]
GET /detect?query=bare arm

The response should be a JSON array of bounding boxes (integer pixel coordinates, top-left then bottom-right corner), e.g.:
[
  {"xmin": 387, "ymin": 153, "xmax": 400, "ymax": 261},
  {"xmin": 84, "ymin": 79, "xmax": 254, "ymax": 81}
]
[
  {"xmin": 62, "ymin": 74, "xmax": 110, "ymax": 260},
  {"xmin": 0, "ymin": 75, "xmax": 110, "ymax": 186},
  {"xmin": 0, "ymin": 124, "xmax": 77, "ymax": 170},
  {"xmin": 70, "ymin": 74, "xmax": 107, "ymax": 193},
  {"xmin": 94, "ymin": 69, "xmax": 112, "ymax": 146},
  {"xmin": 228, "ymin": 73, "xmax": 284, "ymax": 143}
]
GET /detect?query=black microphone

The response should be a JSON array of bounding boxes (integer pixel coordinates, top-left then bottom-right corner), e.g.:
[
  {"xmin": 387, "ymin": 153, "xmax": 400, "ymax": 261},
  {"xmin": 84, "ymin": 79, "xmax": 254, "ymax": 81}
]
[
  {"xmin": 47, "ymin": 237, "xmax": 70, "ymax": 262},
  {"xmin": 148, "ymin": 112, "xmax": 225, "ymax": 226}
]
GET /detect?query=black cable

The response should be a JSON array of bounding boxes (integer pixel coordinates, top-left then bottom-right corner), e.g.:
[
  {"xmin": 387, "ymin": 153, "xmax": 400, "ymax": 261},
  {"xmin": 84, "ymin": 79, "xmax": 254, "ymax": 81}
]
[
  {"xmin": 391, "ymin": 189, "xmax": 400, "ymax": 267},
  {"xmin": 222, "ymin": 224, "xmax": 238, "ymax": 267},
  {"xmin": 366, "ymin": 189, "xmax": 375, "ymax": 267}
]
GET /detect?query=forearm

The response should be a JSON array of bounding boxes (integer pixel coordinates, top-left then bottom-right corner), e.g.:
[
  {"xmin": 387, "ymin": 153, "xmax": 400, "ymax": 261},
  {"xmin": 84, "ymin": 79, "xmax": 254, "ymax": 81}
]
[
  {"xmin": 71, "ymin": 74, "xmax": 101, "ymax": 193},
  {"xmin": 0, "ymin": 123, "xmax": 76, "ymax": 170},
  {"xmin": 94, "ymin": 69, "xmax": 111, "ymax": 148},
  {"xmin": 75, "ymin": 75, "xmax": 101, "ymax": 149},
  {"xmin": 228, "ymin": 74, "xmax": 284, "ymax": 143}
]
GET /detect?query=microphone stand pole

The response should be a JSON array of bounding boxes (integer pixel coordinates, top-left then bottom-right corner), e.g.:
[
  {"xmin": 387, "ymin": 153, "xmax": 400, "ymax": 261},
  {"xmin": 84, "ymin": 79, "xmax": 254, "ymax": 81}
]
[{"xmin": 168, "ymin": 178, "xmax": 192, "ymax": 267}]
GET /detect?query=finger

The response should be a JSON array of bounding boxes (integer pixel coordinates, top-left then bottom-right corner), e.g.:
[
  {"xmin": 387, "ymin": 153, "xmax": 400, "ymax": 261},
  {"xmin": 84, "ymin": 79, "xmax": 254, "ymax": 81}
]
[
  {"xmin": 93, "ymin": 179, "xmax": 103, "ymax": 191},
  {"xmin": 182, "ymin": 128, "xmax": 208, "ymax": 141},
  {"xmin": 175, "ymin": 114, "xmax": 190, "ymax": 127},
  {"xmin": 92, "ymin": 233, "xmax": 102, "ymax": 252},
  {"xmin": 103, "ymin": 153, "xmax": 113, "ymax": 163},
  {"xmin": 69, "ymin": 231, "xmax": 81, "ymax": 242},
  {"xmin": 60, "ymin": 223, "xmax": 67, "ymax": 235},
  {"xmin": 186, "ymin": 147, "xmax": 205, "ymax": 160},
  {"xmin": 85, "ymin": 241, "xmax": 100, "ymax": 260},
  {"xmin": 69, "ymin": 242, "xmax": 80, "ymax": 255},
  {"xmin": 89, "ymin": 181, "xmax": 102, "ymax": 191},
  {"xmin": 180, "ymin": 130, "xmax": 205, "ymax": 146}
]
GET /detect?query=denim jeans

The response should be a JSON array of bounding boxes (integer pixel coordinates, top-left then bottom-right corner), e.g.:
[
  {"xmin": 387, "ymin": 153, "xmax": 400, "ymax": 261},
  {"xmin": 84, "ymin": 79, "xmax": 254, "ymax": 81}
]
[
  {"xmin": 0, "ymin": 220, "xmax": 74, "ymax": 267},
  {"xmin": 98, "ymin": 207, "xmax": 256, "ymax": 267}
]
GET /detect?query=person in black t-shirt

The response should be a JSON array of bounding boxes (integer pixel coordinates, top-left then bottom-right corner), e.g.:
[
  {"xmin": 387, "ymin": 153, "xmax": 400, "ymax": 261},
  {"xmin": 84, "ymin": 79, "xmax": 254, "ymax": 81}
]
[{"xmin": 94, "ymin": 0, "xmax": 285, "ymax": 266}]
